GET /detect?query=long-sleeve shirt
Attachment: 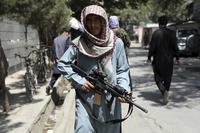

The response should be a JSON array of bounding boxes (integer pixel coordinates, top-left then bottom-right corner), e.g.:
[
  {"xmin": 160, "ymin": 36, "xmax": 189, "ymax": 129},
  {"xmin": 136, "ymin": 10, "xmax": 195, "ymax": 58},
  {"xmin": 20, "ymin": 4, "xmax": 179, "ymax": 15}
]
[
  {"xmin": 57, "ymin": 37, "xmax": 130, "ymax": 133},
  {"xmin": 52, "ymin": 34, "xmax": 70, "ymax": 61}
]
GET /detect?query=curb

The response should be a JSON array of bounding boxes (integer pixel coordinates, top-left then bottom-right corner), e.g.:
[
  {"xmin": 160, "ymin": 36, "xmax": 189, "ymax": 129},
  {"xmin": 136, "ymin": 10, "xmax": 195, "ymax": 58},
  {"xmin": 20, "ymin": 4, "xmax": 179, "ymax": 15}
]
[
  {"xmin": 27, "ymin": 96, "xmax": 54, "ymax": 133},
  {"xmin": 27, "ymin": 76, "xmax": 75, "ymax": 133},
  {"xmin": 53, "ymin": 89, "xmax": 75, "ymax": 133}
]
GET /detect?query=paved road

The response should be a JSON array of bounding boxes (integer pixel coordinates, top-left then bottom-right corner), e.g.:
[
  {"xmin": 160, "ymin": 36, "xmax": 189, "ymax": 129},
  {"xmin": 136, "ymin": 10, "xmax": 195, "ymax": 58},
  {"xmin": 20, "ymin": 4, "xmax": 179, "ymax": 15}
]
[{"xmin": 122, "ymin": 43, "xmax": 200, "ymax": 133}]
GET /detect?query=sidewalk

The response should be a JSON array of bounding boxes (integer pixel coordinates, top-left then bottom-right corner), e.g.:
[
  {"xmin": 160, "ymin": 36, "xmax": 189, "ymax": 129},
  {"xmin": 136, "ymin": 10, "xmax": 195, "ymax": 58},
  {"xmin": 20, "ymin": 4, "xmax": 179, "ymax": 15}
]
[{"xmin": 0, "ymin": 68, "xmax": 52, "ymax": 133}]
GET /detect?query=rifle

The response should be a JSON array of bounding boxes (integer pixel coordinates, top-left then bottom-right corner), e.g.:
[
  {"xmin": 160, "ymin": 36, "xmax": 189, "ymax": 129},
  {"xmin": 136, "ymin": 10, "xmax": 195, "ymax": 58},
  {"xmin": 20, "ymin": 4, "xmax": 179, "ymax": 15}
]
[{"xmin": 71, "ymin": 63, "xmax": 148, "ymax": 114}]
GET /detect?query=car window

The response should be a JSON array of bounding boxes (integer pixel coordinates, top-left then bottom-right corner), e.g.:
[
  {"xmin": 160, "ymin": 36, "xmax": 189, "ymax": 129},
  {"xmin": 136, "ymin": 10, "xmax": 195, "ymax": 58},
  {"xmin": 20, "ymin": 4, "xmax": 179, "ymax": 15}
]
[{"xmin": 178, "ymin": 29, "xmax": 198, "ymax": 37}]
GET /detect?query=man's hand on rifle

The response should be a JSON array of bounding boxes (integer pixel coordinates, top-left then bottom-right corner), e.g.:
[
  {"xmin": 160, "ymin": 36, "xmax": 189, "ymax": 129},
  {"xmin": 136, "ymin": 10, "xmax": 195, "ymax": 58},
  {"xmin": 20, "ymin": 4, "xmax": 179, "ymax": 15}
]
[
  {"xmin": 118, "ymin": 97, "xmax": 126, "ymax": 103},
  {"xmin": 118, "ymin": 92, "xmax": 133, "ymax": 103},
  {"xmin": 82, "ymin": 80, "xmax": 94, "ymax": 92}
]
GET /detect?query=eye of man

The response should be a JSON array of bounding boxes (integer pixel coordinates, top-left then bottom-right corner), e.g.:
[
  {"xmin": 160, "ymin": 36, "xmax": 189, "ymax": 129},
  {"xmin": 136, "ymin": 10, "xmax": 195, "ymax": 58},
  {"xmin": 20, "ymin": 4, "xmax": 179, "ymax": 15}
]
[{"xmin": 86, "ymin": 15, "xmax": 100, "ymax": 23}]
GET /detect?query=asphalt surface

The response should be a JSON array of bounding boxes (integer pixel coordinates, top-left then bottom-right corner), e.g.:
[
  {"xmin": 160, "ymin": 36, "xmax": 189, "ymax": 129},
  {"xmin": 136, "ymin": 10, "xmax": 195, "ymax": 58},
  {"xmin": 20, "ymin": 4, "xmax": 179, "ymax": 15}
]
[{"xmin": 122, "ymin": 43, "xmax": 200, "ymax": 133}]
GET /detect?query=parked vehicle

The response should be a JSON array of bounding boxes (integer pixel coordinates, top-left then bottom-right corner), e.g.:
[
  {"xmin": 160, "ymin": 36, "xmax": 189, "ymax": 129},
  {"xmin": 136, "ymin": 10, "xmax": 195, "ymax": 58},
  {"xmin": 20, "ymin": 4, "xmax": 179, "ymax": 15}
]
[
  {"xmin": 176, "ymin": 28, "xmax": 200, "ymax": 56},
  {"xmin": 168, "ymin": 21, "xmax": 200, "ymax": 57}
]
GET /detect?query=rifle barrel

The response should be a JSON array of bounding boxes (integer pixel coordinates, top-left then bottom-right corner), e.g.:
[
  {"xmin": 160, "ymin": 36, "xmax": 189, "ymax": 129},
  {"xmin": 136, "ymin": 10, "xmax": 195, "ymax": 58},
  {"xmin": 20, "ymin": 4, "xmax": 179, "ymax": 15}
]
[{"xmin": 127, "ymin": 98, "xmax": 148, "ymax": 113}]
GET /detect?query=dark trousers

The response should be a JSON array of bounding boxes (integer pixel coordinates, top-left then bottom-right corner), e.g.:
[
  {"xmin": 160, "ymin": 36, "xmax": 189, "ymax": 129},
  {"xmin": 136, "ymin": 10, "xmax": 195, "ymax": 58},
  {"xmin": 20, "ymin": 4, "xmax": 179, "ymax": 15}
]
[
  {"xmin": 49, "ymin": 73, "xmax": 62, "ymax": 105},
  {"xmin": 153, "ymin": 66, "xmax": 172, "ymax": 95},
  {"xmin": 49, "ymin": 73, "xmax": 61, "ymax": 88}
]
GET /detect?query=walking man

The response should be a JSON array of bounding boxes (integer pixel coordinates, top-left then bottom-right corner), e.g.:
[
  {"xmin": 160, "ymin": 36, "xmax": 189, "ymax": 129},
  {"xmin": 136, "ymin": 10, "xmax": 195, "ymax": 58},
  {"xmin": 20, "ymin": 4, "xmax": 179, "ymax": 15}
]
[
  {"xmin": 147, "ymin": 15, "xmax": 179, "ymax": 104},
  {"xmin": 46, "ymin": 28, "xmax": 71, "ymax": 96}
]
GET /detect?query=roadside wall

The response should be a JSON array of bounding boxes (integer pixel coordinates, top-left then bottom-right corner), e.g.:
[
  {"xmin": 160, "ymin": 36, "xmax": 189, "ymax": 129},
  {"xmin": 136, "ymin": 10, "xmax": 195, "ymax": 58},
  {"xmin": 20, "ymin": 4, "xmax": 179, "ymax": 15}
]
[
  {"xmin": 52, "ymin": 76, "xmax": 75, "ymax": 133},
  {"xmin": 0, "ymin": 18, "xmax": 39, "ymax": 74}
]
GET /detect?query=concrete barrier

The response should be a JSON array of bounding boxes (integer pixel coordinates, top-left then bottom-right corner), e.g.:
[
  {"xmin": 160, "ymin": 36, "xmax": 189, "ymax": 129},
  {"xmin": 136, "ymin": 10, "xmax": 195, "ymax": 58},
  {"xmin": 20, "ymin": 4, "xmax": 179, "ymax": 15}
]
[
  {"xmin": 28, "ymin": 76, "xmax": 75, "ymax": 133},
  {"xmin": 28, "ymin": 97, "xmax": 54, "ymax": 133},
  {"xmin": 53, "ymin": 76, "xmax": 76, "ymax": 133},
  {"xmin": 53, "ymin": 89, "xmax": 75, "ymax": 133}
]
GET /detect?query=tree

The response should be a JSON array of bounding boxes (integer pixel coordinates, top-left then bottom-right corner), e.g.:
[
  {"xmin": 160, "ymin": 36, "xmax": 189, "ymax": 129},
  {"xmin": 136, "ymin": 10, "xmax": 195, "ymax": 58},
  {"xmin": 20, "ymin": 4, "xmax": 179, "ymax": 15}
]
[
  {"xmin": 0, "ymin": 0, "xmax": 190, "ymax": 43},
  {"xmin": 147, "ymin": 0, "xmax": 188, "ymax": 22},
  {"xmin": 0, "ymin": 0, "xmax": 72, "ymax": 45},
  {"xmin": 68, "ymin": 0, "xmax": 142, "ymax": 20}
]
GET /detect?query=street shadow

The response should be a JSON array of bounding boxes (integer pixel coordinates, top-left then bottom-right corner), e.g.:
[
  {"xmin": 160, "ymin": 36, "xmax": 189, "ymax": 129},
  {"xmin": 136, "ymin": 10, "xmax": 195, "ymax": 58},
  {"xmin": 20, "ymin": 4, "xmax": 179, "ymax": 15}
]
[
  {"xmin": 134, "ymin": 70, "xmax": 200, "ymax": 108},
  {"xmin": 129, "ymin": 46, "xmax": 200, "ymax": 108},
  {"xmin": 6, "ymin": 74, "xmax": 24, "ymax": 90},
  {"xmin": 132, "ymin": 66, "xmax": 200, "ymax": 107},
  {"xmin": 137, "ymin": 90, "xmax": 165, "ymax": 106},
  {"xmin": 0, "ymin": 87, "xmax": 43, "ymax": 113},
  {"xmin": 0, "ymin": 95, "xmax": 43, "ymax": 132},
  {"xmin": 129, "ymin": 46, "xmax": 146, "ymax": 50},
  {"xmin": 9, "ymin": 89, "xmax": 43, "ymax": 104},
  {"xmin": 128, "ymin": 51, "xmax": 148, "ymax": 58},
  {"xmin": 128, "ymin": 47, "xmax": 148, "ymax": 57},
  {"xmin": 0, "ymin": 115, "xmax": 24, "ymax": 133},
  {"xmin": 38, "ymin": 81, "xmax": 48, "ymax": 86},
  {"xmin": 138, "ymin": 68, "xmax": 200, "ymax": 108},
  {"xmin": 129, "ymin": 62, "xmax": 149, "ymax": 69}
]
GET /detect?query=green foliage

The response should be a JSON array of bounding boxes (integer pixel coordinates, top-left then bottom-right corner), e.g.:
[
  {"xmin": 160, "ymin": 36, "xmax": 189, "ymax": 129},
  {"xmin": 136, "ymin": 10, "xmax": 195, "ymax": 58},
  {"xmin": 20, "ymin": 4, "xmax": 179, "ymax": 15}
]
[
  {"xmin": 148, "ymin": 0, "xmax": 188, "ymax": 22},
  {"xmin": 68, "ymin": 0, "xmax": 188, "ymax": 25},
  {"xmin": 68, "ymin": 0, "xmax": 106, "ymax": 19},
  {"xmin": 0, "ymin": 0, "xmax": 191, "ymax": 42},
  {"xmin": 0, "ymin": 0, "xmax": 16, "ymax": 15},
  {"xmin": 1, "ymin": 0, "xmax": 72, "ymax": 43},
  {"xmin": 46, "ymin": 0, "xmax": 72, "ymax": 34},
  {"xmin": 68, "ymin": 0, "xmax": 141, "ymax": 19}
]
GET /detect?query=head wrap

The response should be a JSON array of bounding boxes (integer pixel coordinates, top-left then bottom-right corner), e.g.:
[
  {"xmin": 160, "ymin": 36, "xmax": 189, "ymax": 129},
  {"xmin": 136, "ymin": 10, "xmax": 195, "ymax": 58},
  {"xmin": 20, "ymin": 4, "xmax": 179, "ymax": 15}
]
[
  {"xmin": 73, "ymin": 5, "xmax": 115, "ymax": 58},
  {"xmin": 73, "ymin": 5, "xmax": 114, "ymax": 82},
  {"xmin": 81, "ymin": 5, "xmax": 114, "ymax": 46},
  {"xmin": 109, "ymin": 16, "xmax": 119, "ymax": 29}
]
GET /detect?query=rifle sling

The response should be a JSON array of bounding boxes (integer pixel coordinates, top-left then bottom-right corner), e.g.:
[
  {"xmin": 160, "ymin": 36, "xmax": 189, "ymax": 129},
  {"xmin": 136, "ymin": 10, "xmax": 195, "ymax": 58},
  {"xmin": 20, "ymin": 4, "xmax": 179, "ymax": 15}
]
[{"xmin": 76, "ymin": 90, "xmax": 133, "ymax": 124}]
